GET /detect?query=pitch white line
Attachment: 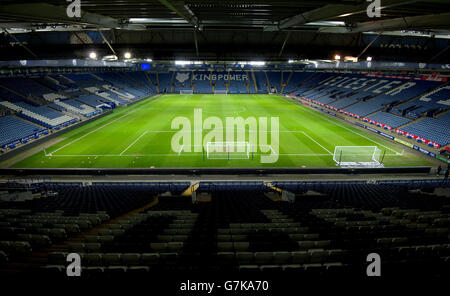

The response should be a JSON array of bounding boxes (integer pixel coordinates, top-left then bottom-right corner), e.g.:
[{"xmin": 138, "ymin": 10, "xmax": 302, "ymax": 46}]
[
  {"xmin": 49, "ymin": 108, "xmax": 139, "ymax": 155},
  {"xmin": 47, "ymin": 153, "xmax": 336, "ymax": 157},
  {"xmin": 120, "ymin": 131, "xmax": 149, "ymax": 156},
  {"xmin": 301, "ymin": 131, "xmax": 333, "ymax": 155},
  {"xmin": 49, "ymin": 96, "xmax": 163, "ymax": 155}
]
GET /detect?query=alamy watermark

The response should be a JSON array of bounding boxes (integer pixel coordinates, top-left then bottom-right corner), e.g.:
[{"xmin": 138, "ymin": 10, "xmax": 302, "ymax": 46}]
[
  {"xmin": 170, "ymin": 108, "xmax": 280, "ymax": 163},
  {"xmin": 366, "ymin": 253, "xmax": 381, "ymax": 276},
  {"xmin": 66, "ymin": 253, "xmax": 81, "ymax": 276},
  {"xmin": 367, "ymin": 0, "xmax": 382, "ymax": 18},
  {"xmin": 66, "ymin": 0, "xmax": 81, "ymax": 18}
]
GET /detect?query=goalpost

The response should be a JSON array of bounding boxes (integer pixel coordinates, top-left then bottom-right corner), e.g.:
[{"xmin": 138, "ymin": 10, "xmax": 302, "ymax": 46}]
[
  {"xmin": 206, "ymin": 141, "xmax": 251, "ymax": 160},
  {"xmin": 214, "ymin": 90, "xmax": 228, "ymax": 95},
  {"xmin": 180, "ymin": 90, "xmax": 193, "ymax": 95},
  {"xmin": 333, "ymin": 146, "xmax": 384, "ymax": 168}
]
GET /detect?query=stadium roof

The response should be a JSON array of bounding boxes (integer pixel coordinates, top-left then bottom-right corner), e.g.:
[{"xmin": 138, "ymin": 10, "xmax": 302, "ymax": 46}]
[{"xmin": 0, "ymin": 1, "xmax": 449, "ymax": 62}]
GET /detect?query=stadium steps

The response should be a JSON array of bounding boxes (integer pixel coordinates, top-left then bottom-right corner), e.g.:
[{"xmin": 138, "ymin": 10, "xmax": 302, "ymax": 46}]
[
  {"xmin": 435, "ymin": 108, "xmax": 450, "ymax": 118},
  {"xmin": 364, "ymin": 108, "xmax": 387, "ymax": 118},
  {"xmin": 43, "ymin": 197, "xmax": 160, "ymax": 254},
  {"xmin": 0, "ymin": 104, "xmax": 13, "ymax": 116},
  {"xmin": 396, "ymin": 114, "xmax": 426, "ymax": 129},
  {"xmin": 123, "ymin": 72, "xmax": 151, "ymax": 92},
  {"xmin": 144, "ymin": 72, "xmax": 159, "ymax": 93},
  {"xmin": 169, "ymin": 72, "xmax": 175, "ymax": 93},
  {"xmin": 285, "ymin": 72, "xmax": 318, "ymax": 95},
  {"xmin": 263, "ymin": 71, "xmax": 270, "ymax": 93},
  {"xmin": 281, "ymin": 72, "xmax": 294, "ymax": 94},
  {"xmin": 155, "ymin": 73, "xmax": 161, "ymax": 93},
  {"xmin": 9, "ymin": 113, "xmax": 46, "ymax": 129},
  {"xmin": 48, "ymin": 106, "xmax": 81, "ymax": 121},
  {"xmin": 250, "ymin": 71, "xmax": 258, "ymax": 93}
]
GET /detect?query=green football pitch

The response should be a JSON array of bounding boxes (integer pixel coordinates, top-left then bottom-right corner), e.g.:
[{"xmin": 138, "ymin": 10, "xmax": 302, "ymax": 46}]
[{"xmin": 9, "ymin": 94, "xmax": 433, "ymax": 168}]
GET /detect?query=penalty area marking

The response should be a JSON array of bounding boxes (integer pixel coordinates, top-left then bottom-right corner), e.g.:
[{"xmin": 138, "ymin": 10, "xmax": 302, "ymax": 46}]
[
  {"xmin": 120, "ymin": 131, "xmax": 149, "ymax": 156},
  {"xmin": 283, "ymin": 98, "xmax": 403, "ymax": 155},
  {"xmin": 300, "ymin": 131, "xmax": 333, "ymax": 155}
]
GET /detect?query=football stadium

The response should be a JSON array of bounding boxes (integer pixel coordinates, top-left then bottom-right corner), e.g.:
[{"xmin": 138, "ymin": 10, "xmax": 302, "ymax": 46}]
[{"xmin": 0, "ymin": 0, "xmax": 449, "ymax": 288}]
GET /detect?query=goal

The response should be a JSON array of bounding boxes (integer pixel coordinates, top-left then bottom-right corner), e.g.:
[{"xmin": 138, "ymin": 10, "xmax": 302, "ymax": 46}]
[
  {"xmin": 180, "ymin": 90, "xmax": 193, "ymax": 95},
  {"xmin": 214, "ymin": 90, "xmax": 227, "ymax": 95},
  {"xmin": 333, "ymin": 146, "xmax": 384, "ymax": 168},
  {"xmin": 206, "ymin": 141, "xmax": 251, "ymax": 160}
]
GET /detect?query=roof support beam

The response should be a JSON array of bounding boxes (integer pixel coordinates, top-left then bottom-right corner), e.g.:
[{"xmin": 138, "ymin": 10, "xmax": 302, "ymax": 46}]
[
  {"xmin": 193, "ymin": 29, "xmax": 199, "ymax": 57},
  {"xmin": 264, "ymin": 0, "xmax": 421, "ymax": 32},
  {"xmin": 279, "ymin": 32, "xmax": 291, "ymax": 57},
  {"xmin": 98, "ymin": 30, "xmax": 116, "ymax": 56},
  {"xmin": 157, "ymin": 0, "xmax": 198, "ymax": 28},
  {"xmin": 0, "ymin": 3, "xmax": 145, "ymax": 30},
  {"xmin": 357, "ymin": 32, "xmax": 383, "ymax": 60},
  {"xmin": 3, "ymin": 29, "xmax": 38, "ymax": 58},
  {"xmin": 429, "ymin": 45, "xmax": 449, "ymax": 62},
  {"xmin": 348, "ymin": 12, "xmax": 450, "ymax": 33}
]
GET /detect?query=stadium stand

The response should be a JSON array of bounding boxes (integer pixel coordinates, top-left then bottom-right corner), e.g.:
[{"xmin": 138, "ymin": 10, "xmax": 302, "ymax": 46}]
[
  {"xmin": 227, "ymin": 71, "xmax": 249, "ymax": 94},
  {"xmin": 157, "ymin": 72, "xmax": 173, "ymax": 93},
  {"xmin": 211, "ymin": 72, "xmax": 228, "ymax": 92},
  {"xmin": 0, "ymin": 69, "xmax": 447, "ymax": 154},
  {"xmin": 54, "ymin": 99, "xmax": 98, "ymax": 117},
  {"xmin": 192, "ymin": 71, "xmax": 212, "ymax": 93},
  {"xmin": 366, "ymin": 112, "xmax": 412, "ymax": 128},
  {"xmin": 401, "ymin": 113, "xmax": 450, "ymax": 146},
  {"xmin": 393, "ymin": 85, "xmax": 450, "ymax": 119},
  {"xmin": 0, "ymin": 77, "xmax": 52, "ymax": 99},
  {"xmin": 0, "ymin": 181, "xmax": 448, "ymax": 279},
  {"xmin": 266, "ymin": 71, "xmax": 282, "ymax": 93},
  {"xmin": 253, "ymin": 71, "xmax": 268, "ymax": 93},
  {"xmin": 0, "ymin": 115, "xmax": 45, "ymax": 148},
  {"xmin": 0, "ymin": 100, "xmax": 76, "ymax": 128},
  {"xmin": 342, "ymin": 79, "xmax": 441, "ymax": 117},
  {"xmin": 125, "ymin": 72, "xmax": 158, "ymax": 93}
]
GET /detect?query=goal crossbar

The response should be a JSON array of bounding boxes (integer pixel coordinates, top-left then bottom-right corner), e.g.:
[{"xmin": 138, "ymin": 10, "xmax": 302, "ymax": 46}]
[
  {"xmin": 214, "ymin": 90, "xmax": 227, "ymax": 95},
  {"xmin": 206, "ymin": 141, "xmax": 251, "ymax": 160},
  {"xmin": 333, "ymin": 146, "xmax": 383, "ymax": 168}
]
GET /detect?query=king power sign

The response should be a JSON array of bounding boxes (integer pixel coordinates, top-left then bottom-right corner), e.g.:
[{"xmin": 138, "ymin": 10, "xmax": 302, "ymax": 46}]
[{"xmin": 176, "ymin": 72, "xmax": 249, "ymax": 83}]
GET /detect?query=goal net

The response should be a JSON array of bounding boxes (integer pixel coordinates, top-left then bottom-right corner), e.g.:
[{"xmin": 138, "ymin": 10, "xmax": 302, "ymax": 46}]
[
  {"xmin": 206, "ymin": 141, "xmax": 251, "ymax": 160},
  {"xmin": 333, "ymin": 146, "xmax": 383, "ymax": 168},
  {"xmin": 214, "ymin": 90, "xmax": 227, "ymax": 95},
  {"xmin": 180, "ymin": 90, "xmax": 193, "ymax": 95}
]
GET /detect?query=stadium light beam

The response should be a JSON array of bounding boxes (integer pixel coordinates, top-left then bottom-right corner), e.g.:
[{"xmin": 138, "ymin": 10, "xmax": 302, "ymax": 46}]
[
  {"xmin": 366, "ymin": 56, "xmax": 373, "ymax": 62},
  {"xmin": 124, "ymin": 52, "xmax": 132, "ymax": 59},
  {"xmin": 89, "ymin": 51, "xmax": 97, "ymax": 59},
  {"xmin": 334, "ymin": 55, "xmax": 341, "ymax": 60}
]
